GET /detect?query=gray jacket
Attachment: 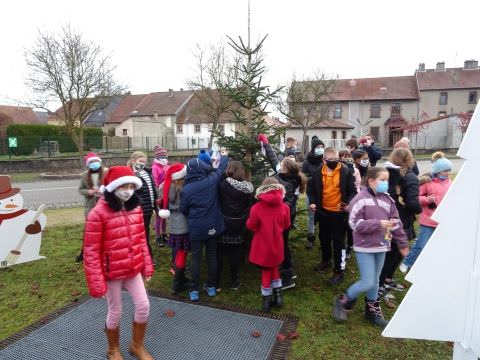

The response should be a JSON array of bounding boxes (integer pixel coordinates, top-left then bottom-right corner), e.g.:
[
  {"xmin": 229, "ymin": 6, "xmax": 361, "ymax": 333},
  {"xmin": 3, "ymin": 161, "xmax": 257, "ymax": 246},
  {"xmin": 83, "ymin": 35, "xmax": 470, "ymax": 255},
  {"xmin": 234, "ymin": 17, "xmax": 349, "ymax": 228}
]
[
  {"xmin": 79, "ymin": 168, "xmax": 107, "ymax": 216},
  {"xmin": 167, "ymin": 185, "xmax": 188, "ymax": 235}
]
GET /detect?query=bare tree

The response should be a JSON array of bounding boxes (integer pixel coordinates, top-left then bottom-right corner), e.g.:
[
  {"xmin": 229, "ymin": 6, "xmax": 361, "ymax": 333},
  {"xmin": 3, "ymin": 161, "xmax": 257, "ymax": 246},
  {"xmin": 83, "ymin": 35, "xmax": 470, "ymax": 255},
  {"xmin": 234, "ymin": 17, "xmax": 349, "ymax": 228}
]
[
  {"xmin": 25, "ymin": 24, "xmax": 125, "ymax": 157},
  {"xmin": 186, "ymin": 43, "xmax": 239, "ymax": 148},
  {"xmin": 276, "ymin": 72, "xmax": 338, "ymax": 154}
]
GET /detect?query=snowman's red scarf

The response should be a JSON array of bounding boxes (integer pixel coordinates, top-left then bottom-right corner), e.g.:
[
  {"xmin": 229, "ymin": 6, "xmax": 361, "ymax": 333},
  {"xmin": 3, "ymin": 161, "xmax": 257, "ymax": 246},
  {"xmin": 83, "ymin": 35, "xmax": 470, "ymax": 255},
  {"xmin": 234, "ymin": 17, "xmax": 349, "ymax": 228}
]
[{"xmin": 0, "ymin": 209, "xmax": 28, "ymax": 225}]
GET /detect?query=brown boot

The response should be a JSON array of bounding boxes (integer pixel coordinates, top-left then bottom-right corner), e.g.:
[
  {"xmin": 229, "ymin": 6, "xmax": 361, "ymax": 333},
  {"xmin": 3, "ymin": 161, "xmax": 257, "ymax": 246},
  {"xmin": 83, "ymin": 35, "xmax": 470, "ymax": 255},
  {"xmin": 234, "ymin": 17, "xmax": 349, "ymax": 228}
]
[
  {"xmin": 105, "ymin": 326, "xmax": 124, "ymax": 360},
  {"xmin": 128, "ymin": 321, "xmax": 154, "ymax": 360}
]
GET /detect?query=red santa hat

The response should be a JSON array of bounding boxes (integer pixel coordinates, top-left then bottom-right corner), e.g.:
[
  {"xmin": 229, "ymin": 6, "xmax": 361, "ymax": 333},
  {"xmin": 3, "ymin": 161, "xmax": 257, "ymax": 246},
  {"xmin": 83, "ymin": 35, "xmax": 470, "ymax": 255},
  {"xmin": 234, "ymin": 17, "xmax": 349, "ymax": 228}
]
[
  {"xmin": 158, "ymin": 163, "xmax": 187, "ymax": 219},
  {"xmin": 101, "ymin": 166, "xmax": 142, "ymax": 193},
  {"xmin": 84, "ymin": 152, "xmax": 102, "ymax": 165}
]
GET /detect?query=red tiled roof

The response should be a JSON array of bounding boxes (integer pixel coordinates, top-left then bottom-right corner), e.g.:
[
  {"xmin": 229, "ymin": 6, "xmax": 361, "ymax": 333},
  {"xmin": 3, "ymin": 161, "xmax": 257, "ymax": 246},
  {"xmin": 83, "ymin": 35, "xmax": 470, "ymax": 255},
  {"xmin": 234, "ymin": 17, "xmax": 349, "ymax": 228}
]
[
  {"xmin": 105, "ymin": 94, "xmax": 148, "ymax": 124},
  {"xmin": 176, "ymin": 91, "xmax": 236, "ymax": 124},
  {"xmin": 0, "ymin": 105, "xmax": 43, "ymax": 124},
  {"xmin": 416, "ymin": 68, "xmax": 480, "ymax": 90},
  {"xmin": 264, "ymin": 115, "xmax": 287, "ymax": 127},
  {"xmin": 133, "ymin": 90, "xmax": 194, "ymax": 116},
  {"xmin": 287, "ymin": 119, "xmax": 354, "ymax": 129}
]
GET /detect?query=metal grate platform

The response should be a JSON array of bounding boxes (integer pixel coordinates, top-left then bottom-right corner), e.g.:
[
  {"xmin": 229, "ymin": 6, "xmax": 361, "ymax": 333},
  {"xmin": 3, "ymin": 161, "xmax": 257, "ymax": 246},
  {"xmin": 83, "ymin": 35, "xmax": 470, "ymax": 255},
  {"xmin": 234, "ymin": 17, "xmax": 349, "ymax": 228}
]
[{"xmin": 0, "ymin": 291, "xmax": 297, "ymax": 360}]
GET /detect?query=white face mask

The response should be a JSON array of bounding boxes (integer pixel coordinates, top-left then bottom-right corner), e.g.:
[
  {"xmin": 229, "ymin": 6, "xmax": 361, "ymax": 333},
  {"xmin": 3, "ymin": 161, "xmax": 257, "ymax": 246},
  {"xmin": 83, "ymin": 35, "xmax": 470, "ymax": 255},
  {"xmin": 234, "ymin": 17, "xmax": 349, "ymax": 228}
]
[
  {"xmin": 360, "ymin": 159, "xmax": 370, "ymax": 167},
  {"xmin": 154, "ymin": 158, "xmax": 168, "ymax": 166},
  {"xmin": 114, "ymin": 189, "xmax": 135, "ymax": 202}
]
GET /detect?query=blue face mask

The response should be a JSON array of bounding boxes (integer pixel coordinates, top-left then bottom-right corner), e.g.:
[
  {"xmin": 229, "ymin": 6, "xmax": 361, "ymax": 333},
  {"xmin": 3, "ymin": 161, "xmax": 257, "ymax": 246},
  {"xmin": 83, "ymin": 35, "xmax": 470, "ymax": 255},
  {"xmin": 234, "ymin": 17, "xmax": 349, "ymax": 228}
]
[
  {"xmin": 438, "ymin": 175, "xmax": 449, "ymax": 180},
  {"xmin": 375, "ymin": 180, "xmax": 389, "ymax": 194},
  {"xmin": 314, "ymin": 147, "xmax": 324, "ymax": 156},
  {"xmin": 88, "ymin": 162, "xmax": 101, "ymax": 171}
]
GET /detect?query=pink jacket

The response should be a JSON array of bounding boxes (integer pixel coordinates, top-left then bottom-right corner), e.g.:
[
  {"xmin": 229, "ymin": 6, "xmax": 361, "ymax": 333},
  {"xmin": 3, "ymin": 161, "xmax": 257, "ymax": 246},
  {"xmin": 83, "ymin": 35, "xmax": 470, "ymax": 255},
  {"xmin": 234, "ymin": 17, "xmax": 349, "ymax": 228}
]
[
  {"xmin": 152, "ymin": 162, "xmax": 169, "ymax": 187},
  {"xmin": 418, "ymin": 176, "xmax": 452, "ymax": 227}
]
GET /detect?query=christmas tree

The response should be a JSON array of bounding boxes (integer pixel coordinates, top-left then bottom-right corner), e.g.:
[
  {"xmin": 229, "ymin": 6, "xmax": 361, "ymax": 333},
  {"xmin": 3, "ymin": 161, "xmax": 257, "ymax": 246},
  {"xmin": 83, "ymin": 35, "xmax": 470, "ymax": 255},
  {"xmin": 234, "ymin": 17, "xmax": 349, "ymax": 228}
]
[
  {"xmin": 216, "ymin": 34, "xmax": 282, "ymax": 185},
  {"xmin": 382, "ymin": 105, "xmax": 480, "ymax": 359}
]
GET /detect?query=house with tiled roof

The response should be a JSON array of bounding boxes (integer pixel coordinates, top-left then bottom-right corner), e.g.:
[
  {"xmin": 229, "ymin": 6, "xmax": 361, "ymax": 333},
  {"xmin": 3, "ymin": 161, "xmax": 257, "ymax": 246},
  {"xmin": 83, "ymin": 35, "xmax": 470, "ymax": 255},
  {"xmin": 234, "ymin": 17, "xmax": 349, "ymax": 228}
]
[{"xmin": 0, "ymin": 105, "xmax": 46, "ymax": 136}]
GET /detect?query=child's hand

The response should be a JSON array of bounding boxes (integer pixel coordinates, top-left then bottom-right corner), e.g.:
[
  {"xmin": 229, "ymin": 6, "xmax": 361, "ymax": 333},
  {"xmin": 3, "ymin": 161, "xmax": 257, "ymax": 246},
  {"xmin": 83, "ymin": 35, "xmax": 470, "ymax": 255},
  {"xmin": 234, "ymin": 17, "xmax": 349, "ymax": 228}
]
[
  {"xmin": 399, "ymin": 246, "xmax": 410, "ymax": 257},
  {"xmin": 427, "ymin": 194, "xmax": 436, "ymax": 204},
  {"xmin": 380, "ymin": 220, "xmax": 394, "ymax": 229},
  {"xmin": 309, "ymin": 203, "xmax": 317, "ymax": 211},
  {"xmin": 144, "ymin": 276, "xmax": 152, "ymax": 282}
]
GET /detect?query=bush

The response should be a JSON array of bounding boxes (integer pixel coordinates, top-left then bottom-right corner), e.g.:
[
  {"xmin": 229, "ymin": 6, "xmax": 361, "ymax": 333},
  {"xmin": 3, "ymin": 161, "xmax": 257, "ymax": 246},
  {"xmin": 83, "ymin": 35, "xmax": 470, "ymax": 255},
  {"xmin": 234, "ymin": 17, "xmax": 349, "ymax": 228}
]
[{"xmin": 6, "ymin": 125, "xmax": 102, "ymax": 155}]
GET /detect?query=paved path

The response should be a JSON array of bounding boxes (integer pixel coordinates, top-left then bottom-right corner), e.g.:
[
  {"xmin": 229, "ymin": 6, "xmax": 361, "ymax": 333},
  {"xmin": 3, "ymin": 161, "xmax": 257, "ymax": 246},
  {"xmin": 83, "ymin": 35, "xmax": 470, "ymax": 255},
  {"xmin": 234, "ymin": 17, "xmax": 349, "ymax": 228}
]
[
  {"xmin": 379, "ymin": 158, "xmax": 464, "ymax": 174},
  {"xmin": 13, "ymin": 179, "xmax": 83, "ymax": 209}
]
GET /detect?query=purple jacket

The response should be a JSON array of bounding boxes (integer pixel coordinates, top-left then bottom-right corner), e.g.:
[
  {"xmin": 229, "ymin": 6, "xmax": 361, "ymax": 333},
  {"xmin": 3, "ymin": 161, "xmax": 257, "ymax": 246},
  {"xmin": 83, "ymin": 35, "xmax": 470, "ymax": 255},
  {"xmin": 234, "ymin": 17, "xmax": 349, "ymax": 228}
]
[{"xmin": 348, "ymin": 187, "xmax": 408, "ymax": 253}]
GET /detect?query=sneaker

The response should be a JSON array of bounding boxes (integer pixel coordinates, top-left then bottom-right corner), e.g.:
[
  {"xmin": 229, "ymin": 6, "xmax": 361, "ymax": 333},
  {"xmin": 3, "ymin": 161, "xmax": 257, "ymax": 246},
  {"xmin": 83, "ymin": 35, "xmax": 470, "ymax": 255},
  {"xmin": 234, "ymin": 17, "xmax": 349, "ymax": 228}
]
[
  {"xmin": 203, "ymin": 283, "xmax": 217, "ymax": 297},
  {"xmin": 291, "ymin": 272, "xmax": 297, "ymax": 280},
  {"xmin": 333, "ymin": 294, "xmax": 349, "ymax": 321},
  {"xmin": 378, "ymin": 286, "xmax": 396, "ymax": 300},
  {"xmin": 281, "ymin": 278, "xmax": 296, "ymax": 290},
  {"xmin": 384, "ymin": 279, "xmax": 405, "ymax": 292},
  {"xmin": 230, "ymin": 281, "xmax": 241, "ymax": 291},
  {"xmin": 313, "ymin": 261, "xmax": 331, "ymax": 273},
  {"xmin": 399, "ymin": 263, "xmax": 409, "ymax": 274},
  {"xmin": 189, "ymin": 291, "xmax": 199, "ymax": 301},
  {"xmin": 328, "ymin": 271, "xmax": 345, "ymax": 286}
]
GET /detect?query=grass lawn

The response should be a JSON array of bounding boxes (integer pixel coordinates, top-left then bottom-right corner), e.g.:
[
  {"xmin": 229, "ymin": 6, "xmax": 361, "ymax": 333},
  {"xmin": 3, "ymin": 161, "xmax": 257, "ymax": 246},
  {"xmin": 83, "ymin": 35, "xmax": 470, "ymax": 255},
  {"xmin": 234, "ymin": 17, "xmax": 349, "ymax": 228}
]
[{"xmin": 0, "ymin": 203, "xmax": 452, "ymax": 359}]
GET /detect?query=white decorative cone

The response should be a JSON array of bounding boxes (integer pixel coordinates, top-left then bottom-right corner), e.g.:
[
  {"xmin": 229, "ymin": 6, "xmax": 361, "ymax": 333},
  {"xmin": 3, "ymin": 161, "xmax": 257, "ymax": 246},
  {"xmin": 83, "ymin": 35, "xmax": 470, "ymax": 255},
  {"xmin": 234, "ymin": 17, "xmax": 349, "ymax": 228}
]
[{"xmin": 382, "ymin": 103, "xmax": 480, "ymax": 360}]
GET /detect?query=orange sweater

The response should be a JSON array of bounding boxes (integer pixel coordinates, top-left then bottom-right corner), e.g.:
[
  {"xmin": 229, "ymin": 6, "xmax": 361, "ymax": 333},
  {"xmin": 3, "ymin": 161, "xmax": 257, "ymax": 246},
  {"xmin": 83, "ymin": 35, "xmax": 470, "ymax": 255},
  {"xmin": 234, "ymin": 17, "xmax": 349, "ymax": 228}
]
[{"xmin": 322, "ymin": 164, "xmax": 342, "ymax": 212}]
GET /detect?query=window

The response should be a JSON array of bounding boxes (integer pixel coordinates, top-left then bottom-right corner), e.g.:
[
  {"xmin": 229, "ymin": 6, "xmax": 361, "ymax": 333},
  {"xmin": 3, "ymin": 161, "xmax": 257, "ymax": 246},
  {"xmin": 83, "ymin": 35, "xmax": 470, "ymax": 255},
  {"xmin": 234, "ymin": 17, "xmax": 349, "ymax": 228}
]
[
  {"xmin": 218, "ymin": 124, "xmax": 225, "ymax": 134},
  {"xmin": 122, "ymin": 129, "xmax": 128, "ymax": 136},
  {"xmin": 439, "ymin": 92, "xmax": 448, "ymax": 105},
  {"xmin": 370, "ymin": 103, "xmax": 381, "ymax": 118},
  {"xmin": 468, "ymin": 91, "xmax": 477, "ymax": 104},
  {"xmin": 391, "ymin": 102, "xmax": 401, "ymax": 116},
  {"xmin": 342, "ymin": 131, "xmax": 347, "ymax": 139},
  {"xmin": 194, "ymin": 124, "xmax": 201, "ymax": 133},
  {"xmin": 438, "ymin": 111, "xmax": 447, "ymax": 117},
  {"xmin": 331, "ymin": 130, "xmax": 337, "ymax": 139},
  {"xmin": 176, "ymin": 124, "xmax": 183, "ymax": 134},
  {"xmin": 333, "ymin": 103, "xmax": 342, "ymax": 118}
]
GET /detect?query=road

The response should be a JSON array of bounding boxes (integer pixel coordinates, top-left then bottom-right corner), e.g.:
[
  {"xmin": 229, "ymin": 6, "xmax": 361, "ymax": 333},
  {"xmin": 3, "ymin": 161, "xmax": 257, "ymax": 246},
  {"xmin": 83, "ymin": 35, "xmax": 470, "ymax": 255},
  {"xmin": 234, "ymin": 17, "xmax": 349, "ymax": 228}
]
[
  {"xmin": 14, "ymin": 157, "xmax": 464, "ymax": 209},
  {"xmin": 13, "ymin": 179, "xmax": 83, "ymax": 209}
]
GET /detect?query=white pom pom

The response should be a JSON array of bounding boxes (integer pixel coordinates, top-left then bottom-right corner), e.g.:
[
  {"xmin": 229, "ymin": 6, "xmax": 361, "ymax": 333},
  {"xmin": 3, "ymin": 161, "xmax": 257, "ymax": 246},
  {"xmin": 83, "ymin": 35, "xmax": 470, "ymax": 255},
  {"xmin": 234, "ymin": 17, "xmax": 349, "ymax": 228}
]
[{"xmin": 158, "ymin": 209, "xmax": 171, "ymax": 219}]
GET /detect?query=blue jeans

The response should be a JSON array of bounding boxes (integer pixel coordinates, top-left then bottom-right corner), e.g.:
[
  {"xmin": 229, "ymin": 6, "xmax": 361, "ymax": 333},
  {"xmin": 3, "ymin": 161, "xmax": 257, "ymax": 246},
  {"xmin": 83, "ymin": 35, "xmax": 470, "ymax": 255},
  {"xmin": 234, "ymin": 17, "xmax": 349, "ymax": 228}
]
[
  {"xmin": 346, "ymin": 251, "xmax": 386, "ymax": 301},
  {"xmin": 305, "ymin": 196, "xmax": 315, "ymax": 235},
  {"xmin": 403, "ymin": 225, "xmax": 435, "ymax": 268}
]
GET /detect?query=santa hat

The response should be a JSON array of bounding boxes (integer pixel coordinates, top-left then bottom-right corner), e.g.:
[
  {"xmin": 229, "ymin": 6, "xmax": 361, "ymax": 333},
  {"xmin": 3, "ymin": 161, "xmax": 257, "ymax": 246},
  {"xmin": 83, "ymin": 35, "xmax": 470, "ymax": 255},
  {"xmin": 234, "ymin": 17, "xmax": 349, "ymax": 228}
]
[
  {"xmin": 101, "ymin": 166, "xmax": 142, "ymax": 193},
  {"xmin": 84, "ymin": 152, "xmax": 102, "ymax": 165},
  {"xmin": 158, "ymin": 163, "xmax": 187, "ymax": 219},
  {"xmin": 154, "ymin": 146, "xmax": 168, "ymax": 158}
]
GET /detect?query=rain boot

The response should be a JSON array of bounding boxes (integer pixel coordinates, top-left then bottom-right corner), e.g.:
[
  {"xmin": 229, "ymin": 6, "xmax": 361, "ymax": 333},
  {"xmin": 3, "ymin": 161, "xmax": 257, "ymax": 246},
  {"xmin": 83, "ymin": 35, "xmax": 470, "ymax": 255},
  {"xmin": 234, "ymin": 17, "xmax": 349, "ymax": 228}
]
[
  {"xmin": 272, "ymin": 288, "xmax": 283, "ymax": 307},
  {"xmin": 105, "ymin": 325, "xmax": 124, "ymax": 360},
  {"xmin": 172, "ymin": 267, "xmax": 189, "ymax": 294},
  {"xmin": 364, "ymin": 297, "xmax": 389, "ymax": 328},
  {"xmin": 128, "ymin": 321, "xmax": 153, "ymax": 360},
  {"xmin": 262, "ymin": 295, "xmax": 273, "ymax": 313}
]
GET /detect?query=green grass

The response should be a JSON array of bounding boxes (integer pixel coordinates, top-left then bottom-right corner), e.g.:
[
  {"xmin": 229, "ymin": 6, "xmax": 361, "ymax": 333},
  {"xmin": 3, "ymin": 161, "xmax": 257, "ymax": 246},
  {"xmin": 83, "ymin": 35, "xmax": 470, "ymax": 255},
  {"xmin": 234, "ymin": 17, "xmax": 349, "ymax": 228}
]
[{"xmin": 0, "ymin": 203, "xmax": 452, "ymax": 359}]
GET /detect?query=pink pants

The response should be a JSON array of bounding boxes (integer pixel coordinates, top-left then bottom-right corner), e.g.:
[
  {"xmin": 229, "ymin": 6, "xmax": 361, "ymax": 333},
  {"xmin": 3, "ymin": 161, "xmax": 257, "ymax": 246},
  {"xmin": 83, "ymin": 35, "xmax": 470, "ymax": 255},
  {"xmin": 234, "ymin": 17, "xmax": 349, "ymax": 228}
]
[{"xmin": 105, "ymin": 273, "xmax": 150, "ymax": 329}]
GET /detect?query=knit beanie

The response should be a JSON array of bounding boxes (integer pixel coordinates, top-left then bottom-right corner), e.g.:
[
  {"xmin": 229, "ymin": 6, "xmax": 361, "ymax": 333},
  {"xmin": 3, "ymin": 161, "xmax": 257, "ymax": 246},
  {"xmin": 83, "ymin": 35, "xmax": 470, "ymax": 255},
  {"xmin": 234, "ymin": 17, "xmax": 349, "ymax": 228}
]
[
  {"xmin": 101, "ymin": 166, "xmax": 142, "ymax": 193},
  {"xmin": 154, "ymin": 145, "xmax": 168, "ymax": 159},
  {"xmin": 198, "ymin": 149, "xmax": 212, "ymax": 165},
  {"xmin": 84, "ymin": 152, "xmax": 102, "ymax": 165},
  {"xmin": 431, "ymin": 151, "xmax": 452, "ymax": 174},
  {"xmin": 158, "ymin": 163, "xmax": 187, "ymax": 219}
]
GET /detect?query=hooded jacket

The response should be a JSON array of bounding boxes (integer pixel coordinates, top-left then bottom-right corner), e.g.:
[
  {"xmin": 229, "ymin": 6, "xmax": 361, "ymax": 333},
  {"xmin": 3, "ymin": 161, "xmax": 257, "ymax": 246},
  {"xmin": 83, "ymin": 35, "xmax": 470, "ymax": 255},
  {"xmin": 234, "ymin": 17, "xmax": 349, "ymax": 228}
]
[
  {"xmin": 348, "ymin": 187, "xmax": 408, "ymax": 253},
  {"xmin": 383, "ymin": 161, "xmax": 422, "ymax": 239},
  {"xmin": 247, "ymin": 183, "xmax": 291, "ymax": 267},
  {"xmin": 83, "ymin": 197, "xmax": 154, "ymax": 298},
  {"xmin": 418, "ymin": 173, "xmax": 452, "ymax": 227},
  {"xmin": 219, "ymin": 175, "xmax": 254, "ymax": 235},
  {"xmin": 180, "ymin": 155, "xmax": 228, "ymax": 241}
]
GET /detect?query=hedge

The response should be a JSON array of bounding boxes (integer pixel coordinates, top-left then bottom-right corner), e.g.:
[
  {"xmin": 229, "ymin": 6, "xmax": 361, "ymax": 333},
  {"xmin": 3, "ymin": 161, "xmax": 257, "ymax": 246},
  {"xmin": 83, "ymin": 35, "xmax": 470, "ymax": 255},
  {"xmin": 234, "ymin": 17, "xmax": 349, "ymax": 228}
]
[{"xmin": 6, "ymin": 124, "xmax": 102, "ymax": 155}]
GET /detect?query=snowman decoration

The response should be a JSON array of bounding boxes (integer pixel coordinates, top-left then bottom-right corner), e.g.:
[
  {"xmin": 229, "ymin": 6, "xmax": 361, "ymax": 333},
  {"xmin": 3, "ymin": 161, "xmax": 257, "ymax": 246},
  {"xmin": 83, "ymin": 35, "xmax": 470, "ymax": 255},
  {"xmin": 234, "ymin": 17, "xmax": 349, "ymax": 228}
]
[{"xmin": 0, "ymin": 175, "xmax": 46, "ymax": 268}]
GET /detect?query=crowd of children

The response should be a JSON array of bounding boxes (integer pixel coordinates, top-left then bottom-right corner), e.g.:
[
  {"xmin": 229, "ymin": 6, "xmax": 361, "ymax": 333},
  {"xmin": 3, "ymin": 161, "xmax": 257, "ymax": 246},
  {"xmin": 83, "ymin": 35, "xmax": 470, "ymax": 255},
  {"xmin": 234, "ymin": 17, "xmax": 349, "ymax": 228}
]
[{"xmin": 80, "ymin": 134, "xmax": 453, "ymax": 358}]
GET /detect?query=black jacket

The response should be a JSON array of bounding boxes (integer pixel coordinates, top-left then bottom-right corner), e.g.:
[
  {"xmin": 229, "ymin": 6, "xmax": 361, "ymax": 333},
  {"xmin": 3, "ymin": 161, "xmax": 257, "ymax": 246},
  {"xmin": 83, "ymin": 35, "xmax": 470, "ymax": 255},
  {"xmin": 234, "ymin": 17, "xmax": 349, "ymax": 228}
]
[
  {"xmin": 219, "ymin": 175, "xmax": 254, "ymax": 235},
  {"xmin": 307, "ymin": 163, "xmax": 357, "ymax": 213},
  {"xmin": 359, "ymin": 143, "xmax": 382, "ymax": 166},
  {"xmin": 384, "ymin": 163, "xmax": 422, "ymax": 240},
  {"xmin": 135, "ymin": 167, "xmax": 157, "ymax": 216}
]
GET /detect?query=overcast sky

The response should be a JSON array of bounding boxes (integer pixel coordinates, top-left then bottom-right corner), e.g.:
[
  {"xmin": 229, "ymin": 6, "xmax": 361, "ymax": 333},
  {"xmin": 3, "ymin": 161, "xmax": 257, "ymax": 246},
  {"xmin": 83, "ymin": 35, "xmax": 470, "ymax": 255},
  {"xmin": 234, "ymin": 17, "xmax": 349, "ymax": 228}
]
[{"xmin": 1, "ymin": 0, "xmax": 479, "ymax": 107}]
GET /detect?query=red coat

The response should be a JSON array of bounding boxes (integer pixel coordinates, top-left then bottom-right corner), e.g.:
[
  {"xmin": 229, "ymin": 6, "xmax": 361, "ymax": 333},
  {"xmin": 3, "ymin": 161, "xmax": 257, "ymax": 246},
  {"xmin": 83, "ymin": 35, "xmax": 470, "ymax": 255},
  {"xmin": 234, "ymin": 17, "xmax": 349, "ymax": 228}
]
[
  {"xmin": 247, "ymin": 184, "xmax": 291, "ymax": 268},
  {"xmin": 83, "ymin": 199, "xmax": 154, "ymax": 297}
]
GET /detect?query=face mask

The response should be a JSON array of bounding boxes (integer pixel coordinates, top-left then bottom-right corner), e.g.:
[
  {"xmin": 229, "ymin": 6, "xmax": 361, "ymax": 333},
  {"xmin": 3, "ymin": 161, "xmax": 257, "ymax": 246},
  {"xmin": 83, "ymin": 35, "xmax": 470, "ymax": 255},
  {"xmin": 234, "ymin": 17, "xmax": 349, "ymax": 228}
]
[
  {"xmin": 438, "ymin": 175, "xmax": 449, "ymax": 180},
  {"xmin": 360, "ymin": 159, "xmax": 369, "ymax": 167},
  {"xmin": 375, "ymin": 180, "xmax": 389, "ymax": 194},
  {"xmin": 314, "ymin": 148, "xmax": 324, "ymax": 156},
  {"xmin": 114, "ymin": 189, "xmax": 135, "ymax": 202},
  {"xmin": 88, "ymin": 162, "xmax": 101, "ymax": 171},
  {"xmin": 134, "ymin": 162, "xmax": 145, "ymax": 171},
  {"xmin": 326, "ymin": 160, "xmax": 338, "ymax": 170},
  {"xmin": 154, "ymin": 158, "xmax": 168, "ymax": 166}
]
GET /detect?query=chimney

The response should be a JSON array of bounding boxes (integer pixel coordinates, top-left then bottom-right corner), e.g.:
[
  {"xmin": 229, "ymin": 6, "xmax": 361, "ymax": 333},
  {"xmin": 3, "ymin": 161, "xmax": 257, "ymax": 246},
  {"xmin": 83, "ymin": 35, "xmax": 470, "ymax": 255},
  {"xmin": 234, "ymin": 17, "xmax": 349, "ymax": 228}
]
[
  {"xmin": 464, "ymin": 59, "xmax": 479, "ymax": 70},
  {"xmin": 168, "ymin": 88, "xmax": 174, "ymax": 97},
  {"xmin": 418, "ymin": 63, "xmax": 425, "ymax": 72},
  {"xmin": 180, "ymin": 88, "xmax": 184, "ymax": 91},
  {"xmin": 435, "ymin": 62, "xmax": 445, "ymax": 72}
]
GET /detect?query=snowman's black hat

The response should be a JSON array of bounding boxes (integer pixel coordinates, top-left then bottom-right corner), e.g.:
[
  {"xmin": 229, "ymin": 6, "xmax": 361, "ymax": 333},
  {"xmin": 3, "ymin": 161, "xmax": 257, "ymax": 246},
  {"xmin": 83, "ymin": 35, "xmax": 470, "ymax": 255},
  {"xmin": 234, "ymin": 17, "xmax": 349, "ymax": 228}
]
[{"xmin": 0, "ymin": 176, "xmax": 20, "ymax": 200}]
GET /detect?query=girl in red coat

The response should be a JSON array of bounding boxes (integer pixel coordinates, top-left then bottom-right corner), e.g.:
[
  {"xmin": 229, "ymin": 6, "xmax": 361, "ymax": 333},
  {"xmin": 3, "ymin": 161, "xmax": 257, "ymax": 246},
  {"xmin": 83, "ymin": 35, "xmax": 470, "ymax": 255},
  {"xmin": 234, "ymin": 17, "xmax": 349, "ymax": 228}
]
[
  {"xmin": 83, "ymin": 166, "xmax": 154, "ymax": 360},
  {"xmin": 247, "ymin": 177, "xmax": 291, "ymax": 312}
]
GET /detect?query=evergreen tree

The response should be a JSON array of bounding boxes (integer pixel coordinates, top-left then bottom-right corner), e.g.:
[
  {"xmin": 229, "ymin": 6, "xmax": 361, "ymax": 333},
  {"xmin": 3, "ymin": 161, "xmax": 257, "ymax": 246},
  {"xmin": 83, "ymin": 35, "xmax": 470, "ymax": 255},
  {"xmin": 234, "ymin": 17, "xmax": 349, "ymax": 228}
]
[{"xmin": 216, "ymin": 34, "xmax": 283, "ymax": 186}]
